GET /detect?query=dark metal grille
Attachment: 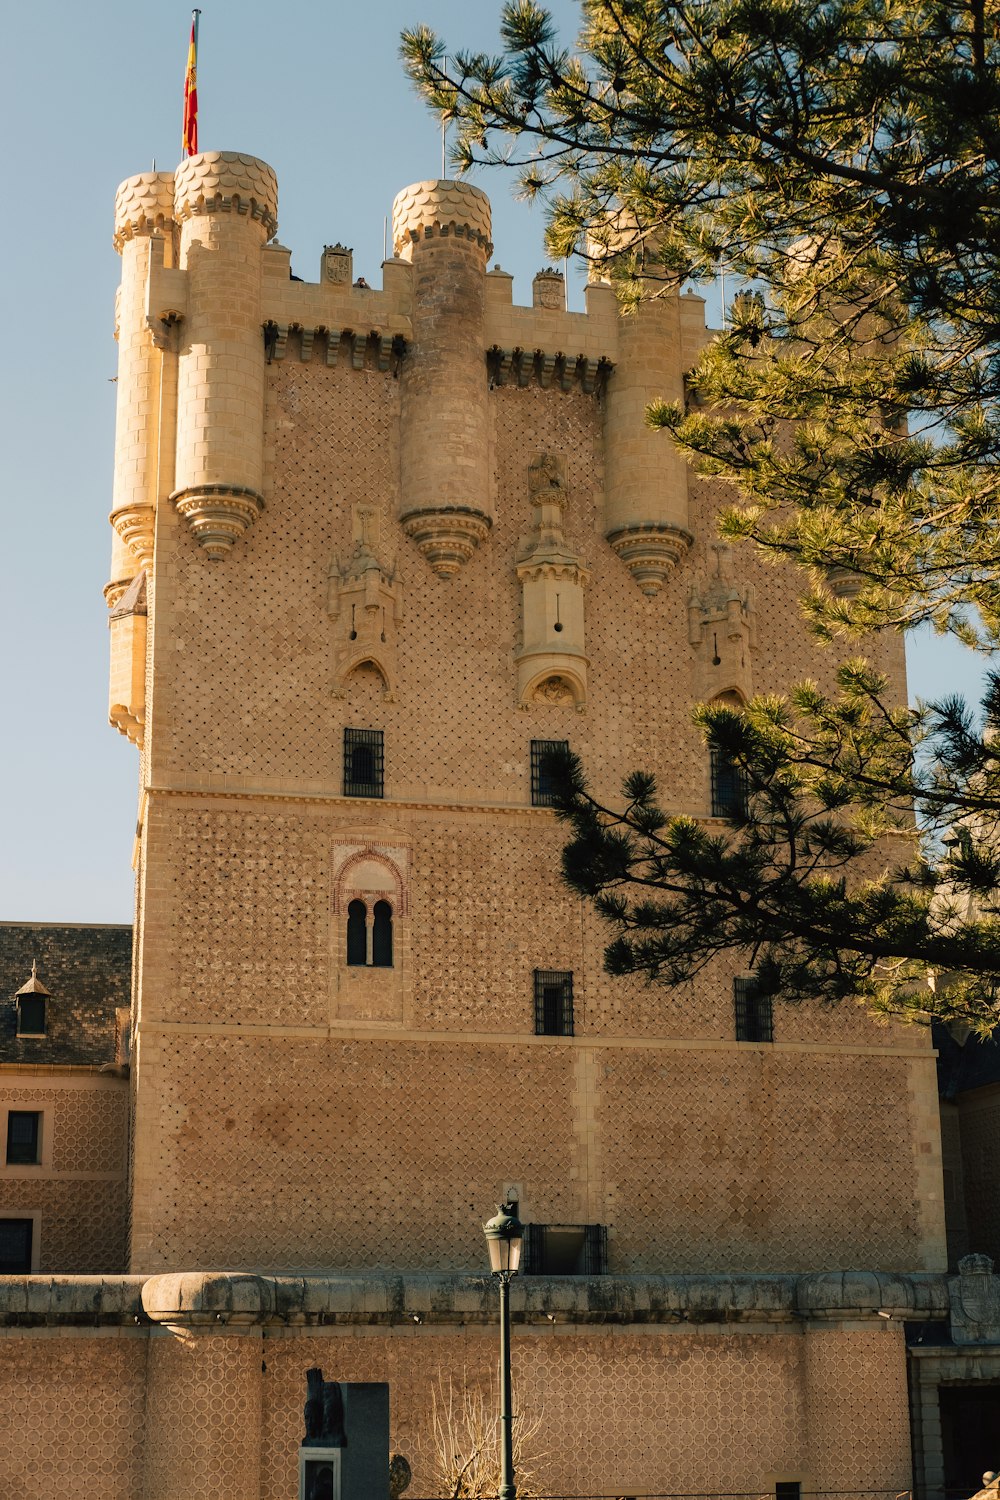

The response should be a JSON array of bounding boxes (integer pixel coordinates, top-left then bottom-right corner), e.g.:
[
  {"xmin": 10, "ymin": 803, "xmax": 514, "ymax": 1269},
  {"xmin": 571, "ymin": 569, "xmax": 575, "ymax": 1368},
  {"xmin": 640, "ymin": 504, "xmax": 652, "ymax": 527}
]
[
  {"xmin": 776, "ymin": 1486, "xmax": 802, "ymax": 1500},
  {"xmin": 710, "ymin": 745, "xmax": 747, "ymax": 819},
  {"xmin": 534, "ymin": 969, "xmax": 574, "ymax": 1035},
  {"xmin": 531, "ymin": 739, "xmax": 569, "ymax": 807},
  {"xmin": 524, "ymin": 1222, "xmax": 608, "ymax": 1276},
  {"xmin": 734, "ymin": 976, "xmax": 774, "ymax": 1042},
  {"xmin": 5, "ymin": 1111, "xmax": 40, "ymax": 1166},
  {"xmin": 343, "ymin": 728, "xmax": 384, "ymax": 798},
  {"xmin": 16, "ymin": 996, "xmax": 46, "ymax": 1036},
  {"xmin": 0, "ymin": 1218, "xmax": 32, "ymax": 1273}
]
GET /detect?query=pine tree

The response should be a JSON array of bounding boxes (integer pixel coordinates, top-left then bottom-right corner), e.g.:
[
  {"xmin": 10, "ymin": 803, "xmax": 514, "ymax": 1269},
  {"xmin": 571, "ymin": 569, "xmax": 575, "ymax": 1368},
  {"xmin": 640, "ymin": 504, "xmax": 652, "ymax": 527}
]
[{"xmin": 401, "ymin": 1, "xmax": 1000, "ymax": 1028}]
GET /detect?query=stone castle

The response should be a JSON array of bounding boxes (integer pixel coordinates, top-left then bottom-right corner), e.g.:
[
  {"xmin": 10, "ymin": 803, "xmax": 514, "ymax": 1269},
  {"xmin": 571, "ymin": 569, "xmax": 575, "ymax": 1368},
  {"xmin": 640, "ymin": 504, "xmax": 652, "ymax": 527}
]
[{"xmin": 1, "ymin": 147, "xmax": 999, "ymax": 1498}]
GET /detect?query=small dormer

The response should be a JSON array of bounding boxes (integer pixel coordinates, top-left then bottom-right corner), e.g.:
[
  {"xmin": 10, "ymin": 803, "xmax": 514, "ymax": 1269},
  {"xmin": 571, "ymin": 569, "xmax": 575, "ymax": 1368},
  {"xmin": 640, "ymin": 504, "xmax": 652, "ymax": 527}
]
[{"xmin": 14, "ymin": 961, "xmax": 51, "ymax": 1038}]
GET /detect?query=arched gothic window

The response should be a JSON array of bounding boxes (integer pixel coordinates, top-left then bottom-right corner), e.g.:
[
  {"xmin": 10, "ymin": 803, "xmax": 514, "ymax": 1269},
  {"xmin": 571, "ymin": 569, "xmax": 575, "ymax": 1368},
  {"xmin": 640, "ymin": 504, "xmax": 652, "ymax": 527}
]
[
  {"xmin": 345, "ymin": 898, "xmax": 395, "ymax": 968},
  {"xmin": 346, "ymin": 900, "xmax": 367, "ymax": 966},
  {"xmin": 372, "ymin": 901, "xmax": 393, "ymax": 967}
]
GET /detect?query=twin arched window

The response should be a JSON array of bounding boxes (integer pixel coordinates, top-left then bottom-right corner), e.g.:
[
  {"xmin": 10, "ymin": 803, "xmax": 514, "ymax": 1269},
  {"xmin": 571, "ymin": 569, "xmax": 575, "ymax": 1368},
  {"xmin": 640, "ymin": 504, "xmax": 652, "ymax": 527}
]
[{"xmin": 346, "ymin": 899, "xmax": 393, "ymax": 967}]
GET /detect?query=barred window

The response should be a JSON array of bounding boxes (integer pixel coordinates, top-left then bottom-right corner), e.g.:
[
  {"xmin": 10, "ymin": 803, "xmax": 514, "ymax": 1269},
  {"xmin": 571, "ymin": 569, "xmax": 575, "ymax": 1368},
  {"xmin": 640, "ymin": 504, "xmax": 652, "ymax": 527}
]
[
  {"xmin": 523, "ymin": 1222, "xmax": 607, "ymax": 1275},
  {"xmin": 0, "ymin": 1219, "xmax": 33, "ymax": 1274},
  {"xmin": 5, "ymin": 1112, "xmax": 41, "ymax": 1166},
  {"xmin": 734, "ymin": 975, "xmax": 773, "ymax": 1043},
  {"xmin": 534, "ymin": 970, "xmax": 574, "ymax": 1036},
  {"xmin": 710, "ymin": 745, "xmax": 747, "ymax": 819},
  {"xmin": 530, "ymin": 740, "xmax": 568, "ymax": 807},
  {"xmin": 344, "ymin": 728, "xmax": 383, "ymax": 798}
]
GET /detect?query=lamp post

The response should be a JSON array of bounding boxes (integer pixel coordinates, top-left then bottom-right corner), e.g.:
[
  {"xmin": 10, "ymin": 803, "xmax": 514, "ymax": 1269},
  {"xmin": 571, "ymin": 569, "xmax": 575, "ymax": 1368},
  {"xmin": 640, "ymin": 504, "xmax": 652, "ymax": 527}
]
[{"xmin": 483, "ymin": 1201, "xmax": 524, "ymax": 1500}]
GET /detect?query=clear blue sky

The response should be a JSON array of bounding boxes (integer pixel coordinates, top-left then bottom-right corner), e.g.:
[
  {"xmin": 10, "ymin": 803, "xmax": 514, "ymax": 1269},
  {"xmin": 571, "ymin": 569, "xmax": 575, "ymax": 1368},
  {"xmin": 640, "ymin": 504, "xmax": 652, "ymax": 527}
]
[{"xmin": 0, "ymin": 0, "xmax": 987, "ymax": 923}]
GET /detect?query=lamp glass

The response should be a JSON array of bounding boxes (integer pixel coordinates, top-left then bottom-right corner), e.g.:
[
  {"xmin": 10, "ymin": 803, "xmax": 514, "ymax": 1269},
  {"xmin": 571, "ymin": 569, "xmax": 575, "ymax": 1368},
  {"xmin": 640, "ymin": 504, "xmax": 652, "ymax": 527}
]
[{"xmin": 483, "ymin": 1205, "xmax": 524, "ymax": 1275}]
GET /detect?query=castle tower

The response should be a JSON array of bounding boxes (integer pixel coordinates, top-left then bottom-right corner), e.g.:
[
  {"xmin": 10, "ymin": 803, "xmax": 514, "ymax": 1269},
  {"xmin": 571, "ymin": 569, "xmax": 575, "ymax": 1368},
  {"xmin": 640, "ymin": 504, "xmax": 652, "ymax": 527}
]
[
  {"xmin": 602, "ymin": 287, "xmax": 693, "ymax": 594},
  {"xmin": 94, "ymin": 153, "xmax": 944, "ymax": 1500},
  {"xmin": 170, "ymin": 152, "xmax": 277, "ymax": 558},
  {"xmin": 109, "ymin": 170, "xmax": 176, "ymax": 592},
  {"xmin": 393, "ymin": 179, "xmax": 493, "ymax": 575}
]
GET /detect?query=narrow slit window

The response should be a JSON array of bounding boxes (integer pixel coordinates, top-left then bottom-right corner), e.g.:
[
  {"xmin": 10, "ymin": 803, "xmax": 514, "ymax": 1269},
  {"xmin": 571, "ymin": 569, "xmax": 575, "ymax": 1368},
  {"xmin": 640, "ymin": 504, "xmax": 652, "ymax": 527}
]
[
  {"xmin": 372, "ymin": 901, "xmax": 393, "ymax": 968},
  {"xmin": 5, "ymin": 1112, "xmax": 41, "ymax": 1166},
  {"xmin": 734, "ymin": 975, "xmax": 773, "ymax": 1043},
  {"xmin": 534, "ymin": 970, "xmax": 574, "ymax": 1036},
  {"xmin": 710, "ymin": 744, "xmax": 747, "ymax": 819},
  {"xmin": 346, "ymin": 900, "xmax": 367, "ymax": 966},
  {"xmin": 344, "ymin": 728, "xmax": 384, "ymax": 798}
]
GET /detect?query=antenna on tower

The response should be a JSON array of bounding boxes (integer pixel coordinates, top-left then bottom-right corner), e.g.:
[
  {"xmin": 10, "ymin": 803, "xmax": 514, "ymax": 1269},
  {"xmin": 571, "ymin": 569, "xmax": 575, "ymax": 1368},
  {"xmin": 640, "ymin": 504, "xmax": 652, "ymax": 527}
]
[{"xmin": 440, "ymin": 55, "xmax": 449, "ymax": 179}]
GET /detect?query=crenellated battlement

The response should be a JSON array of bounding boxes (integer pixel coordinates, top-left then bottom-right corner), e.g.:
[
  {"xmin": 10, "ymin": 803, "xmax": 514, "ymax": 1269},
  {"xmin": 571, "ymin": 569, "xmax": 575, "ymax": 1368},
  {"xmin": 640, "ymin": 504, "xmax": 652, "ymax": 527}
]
[{"xmin": 108, "ymin": 148, "xmax": 714, "ymax": 741}]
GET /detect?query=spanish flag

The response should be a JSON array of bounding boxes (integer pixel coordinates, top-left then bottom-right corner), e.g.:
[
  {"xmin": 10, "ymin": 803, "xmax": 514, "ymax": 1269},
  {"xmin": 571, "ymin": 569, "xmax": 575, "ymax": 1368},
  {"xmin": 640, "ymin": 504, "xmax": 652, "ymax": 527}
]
[{"xmin": 182, "ymin": 11, "xmax": 200, "ymax": 158}]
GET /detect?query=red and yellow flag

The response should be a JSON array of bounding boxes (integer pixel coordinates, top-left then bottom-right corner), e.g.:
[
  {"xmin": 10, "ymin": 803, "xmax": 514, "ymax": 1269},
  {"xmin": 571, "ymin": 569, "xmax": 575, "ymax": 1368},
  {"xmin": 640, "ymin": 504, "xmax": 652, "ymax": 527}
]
[{"xmin": 182, "ymin": 11, "xmax": 200, "ymax": 158}]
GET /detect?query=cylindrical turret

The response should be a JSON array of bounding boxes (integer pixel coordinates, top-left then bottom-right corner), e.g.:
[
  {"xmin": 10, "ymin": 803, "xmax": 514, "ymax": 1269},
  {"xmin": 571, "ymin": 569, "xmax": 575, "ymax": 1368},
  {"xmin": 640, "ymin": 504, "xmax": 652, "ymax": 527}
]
[
  {"xmin": 603, "ymin": 292, "xmax": 693, "ymax": 595},
  {"xmin": 392, "ymin": 180, "xmax": 492, "ymax": 576},
  {"xmin": 109, "ymin": 171, "xmax": 177, "ymax": 599},
  {"xmin": 171, "ymin": 151, "xmax": 278, "ymax": 560}
]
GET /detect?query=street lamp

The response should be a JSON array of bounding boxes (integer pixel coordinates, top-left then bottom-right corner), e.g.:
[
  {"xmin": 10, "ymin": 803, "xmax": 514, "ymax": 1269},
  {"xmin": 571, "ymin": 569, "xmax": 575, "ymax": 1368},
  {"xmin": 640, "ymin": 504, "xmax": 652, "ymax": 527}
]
[{"xmin": 483, "ymin": 1201, "xmax": 524, "ymax": 1500}]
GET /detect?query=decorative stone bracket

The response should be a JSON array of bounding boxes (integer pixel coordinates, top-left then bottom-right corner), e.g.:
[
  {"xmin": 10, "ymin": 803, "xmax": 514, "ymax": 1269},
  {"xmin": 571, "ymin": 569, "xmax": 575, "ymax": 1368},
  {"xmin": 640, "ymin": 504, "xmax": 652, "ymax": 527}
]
[
  {"xmin": 487, "ymin": 345, "xmax": 613, "ymax": 395},
  {"xmin": 400, "ymin": 507, "xmax": 492, "ymax": 579},
  {"xmin": 171, "ymin": 484, "xmax": 266, "ymax": 562},
  {"xmin": 264, "ymin": 323, "xmax": 406, "ymax": 371},
  {"xmin": 608, "ymin": 523, "xmax": 693, "ymax": 597}
]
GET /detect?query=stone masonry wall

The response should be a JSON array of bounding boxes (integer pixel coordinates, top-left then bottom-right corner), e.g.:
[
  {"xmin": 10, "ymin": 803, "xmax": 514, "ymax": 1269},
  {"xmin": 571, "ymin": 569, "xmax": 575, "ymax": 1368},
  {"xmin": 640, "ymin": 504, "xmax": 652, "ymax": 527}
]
[
  {"xmin": 128, "ymin": 295, "xmax": 942, "ymax": 1275},
  {"xmin": 129, "ymin": 1022, "xmax": 937, "ymax": 1274},
  {"xmin": 0, "ymin": 1074, "xmax": 129, "ymax": 1271},
  {"xmin": 0, "ymin": 1317, "xmax": 913, "ymax": 1500}
]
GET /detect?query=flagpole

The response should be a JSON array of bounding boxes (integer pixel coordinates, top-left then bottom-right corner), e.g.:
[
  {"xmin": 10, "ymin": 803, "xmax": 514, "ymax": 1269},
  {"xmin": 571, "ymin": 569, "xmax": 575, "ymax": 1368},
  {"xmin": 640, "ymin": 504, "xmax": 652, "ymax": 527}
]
[{"xmin": 183, "ymin": 9, "xmax": 202, "ymax": 159}]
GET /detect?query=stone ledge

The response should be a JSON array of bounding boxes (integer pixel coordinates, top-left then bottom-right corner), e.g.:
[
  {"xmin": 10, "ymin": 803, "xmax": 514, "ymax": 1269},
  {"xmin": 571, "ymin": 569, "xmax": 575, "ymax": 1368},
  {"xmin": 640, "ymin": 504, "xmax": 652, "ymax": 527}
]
[
  {"xmin": 0, "ymin": 1270, "xmax": 951, "ymax": 1329},
  {"xmin": 138, "ymin": 1270, "xmax": 950, "ymax": 1328},
  {"xmin": 0, "ymin": 1277, "xmax": 147, "ymax": 1326}
]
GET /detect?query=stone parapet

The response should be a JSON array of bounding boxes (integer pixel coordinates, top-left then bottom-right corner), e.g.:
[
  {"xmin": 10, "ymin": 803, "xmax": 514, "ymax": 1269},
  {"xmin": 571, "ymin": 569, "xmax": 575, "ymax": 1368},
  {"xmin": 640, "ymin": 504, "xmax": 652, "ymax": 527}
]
[
  {"xmin": 0, "ymin": 1276, "xmax": 147, "ymax": 1326},
  {"xmin": 123, "ymin": 1269, "xmax": 955, "ymax": 1329},
  {"xmin": 2, "ymin": 1270, "xmax": 948, "ymax": 1330}
]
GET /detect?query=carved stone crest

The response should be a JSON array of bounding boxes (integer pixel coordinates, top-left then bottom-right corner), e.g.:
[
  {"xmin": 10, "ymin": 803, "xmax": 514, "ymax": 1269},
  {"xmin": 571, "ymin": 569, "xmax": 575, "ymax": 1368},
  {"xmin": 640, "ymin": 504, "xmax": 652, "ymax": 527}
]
[
  {"xmin": 533, "ymin": 267, "xmax": 565, "ymax": 310},
  {"xmin": 949, "ymin": 1253, "xmax": 1000, "ymax": 1344},
  {"xmin": 322, "ymin": 243, "xmax": 353, "ymax": 284}
]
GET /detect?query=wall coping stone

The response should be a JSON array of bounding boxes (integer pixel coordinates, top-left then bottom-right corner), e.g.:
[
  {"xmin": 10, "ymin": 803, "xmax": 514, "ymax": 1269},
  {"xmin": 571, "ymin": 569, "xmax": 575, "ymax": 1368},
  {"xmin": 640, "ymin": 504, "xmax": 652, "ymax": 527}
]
[{"xmin": 0, "ymin": 1271, "xmax": 952, "ymax": 1329}]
